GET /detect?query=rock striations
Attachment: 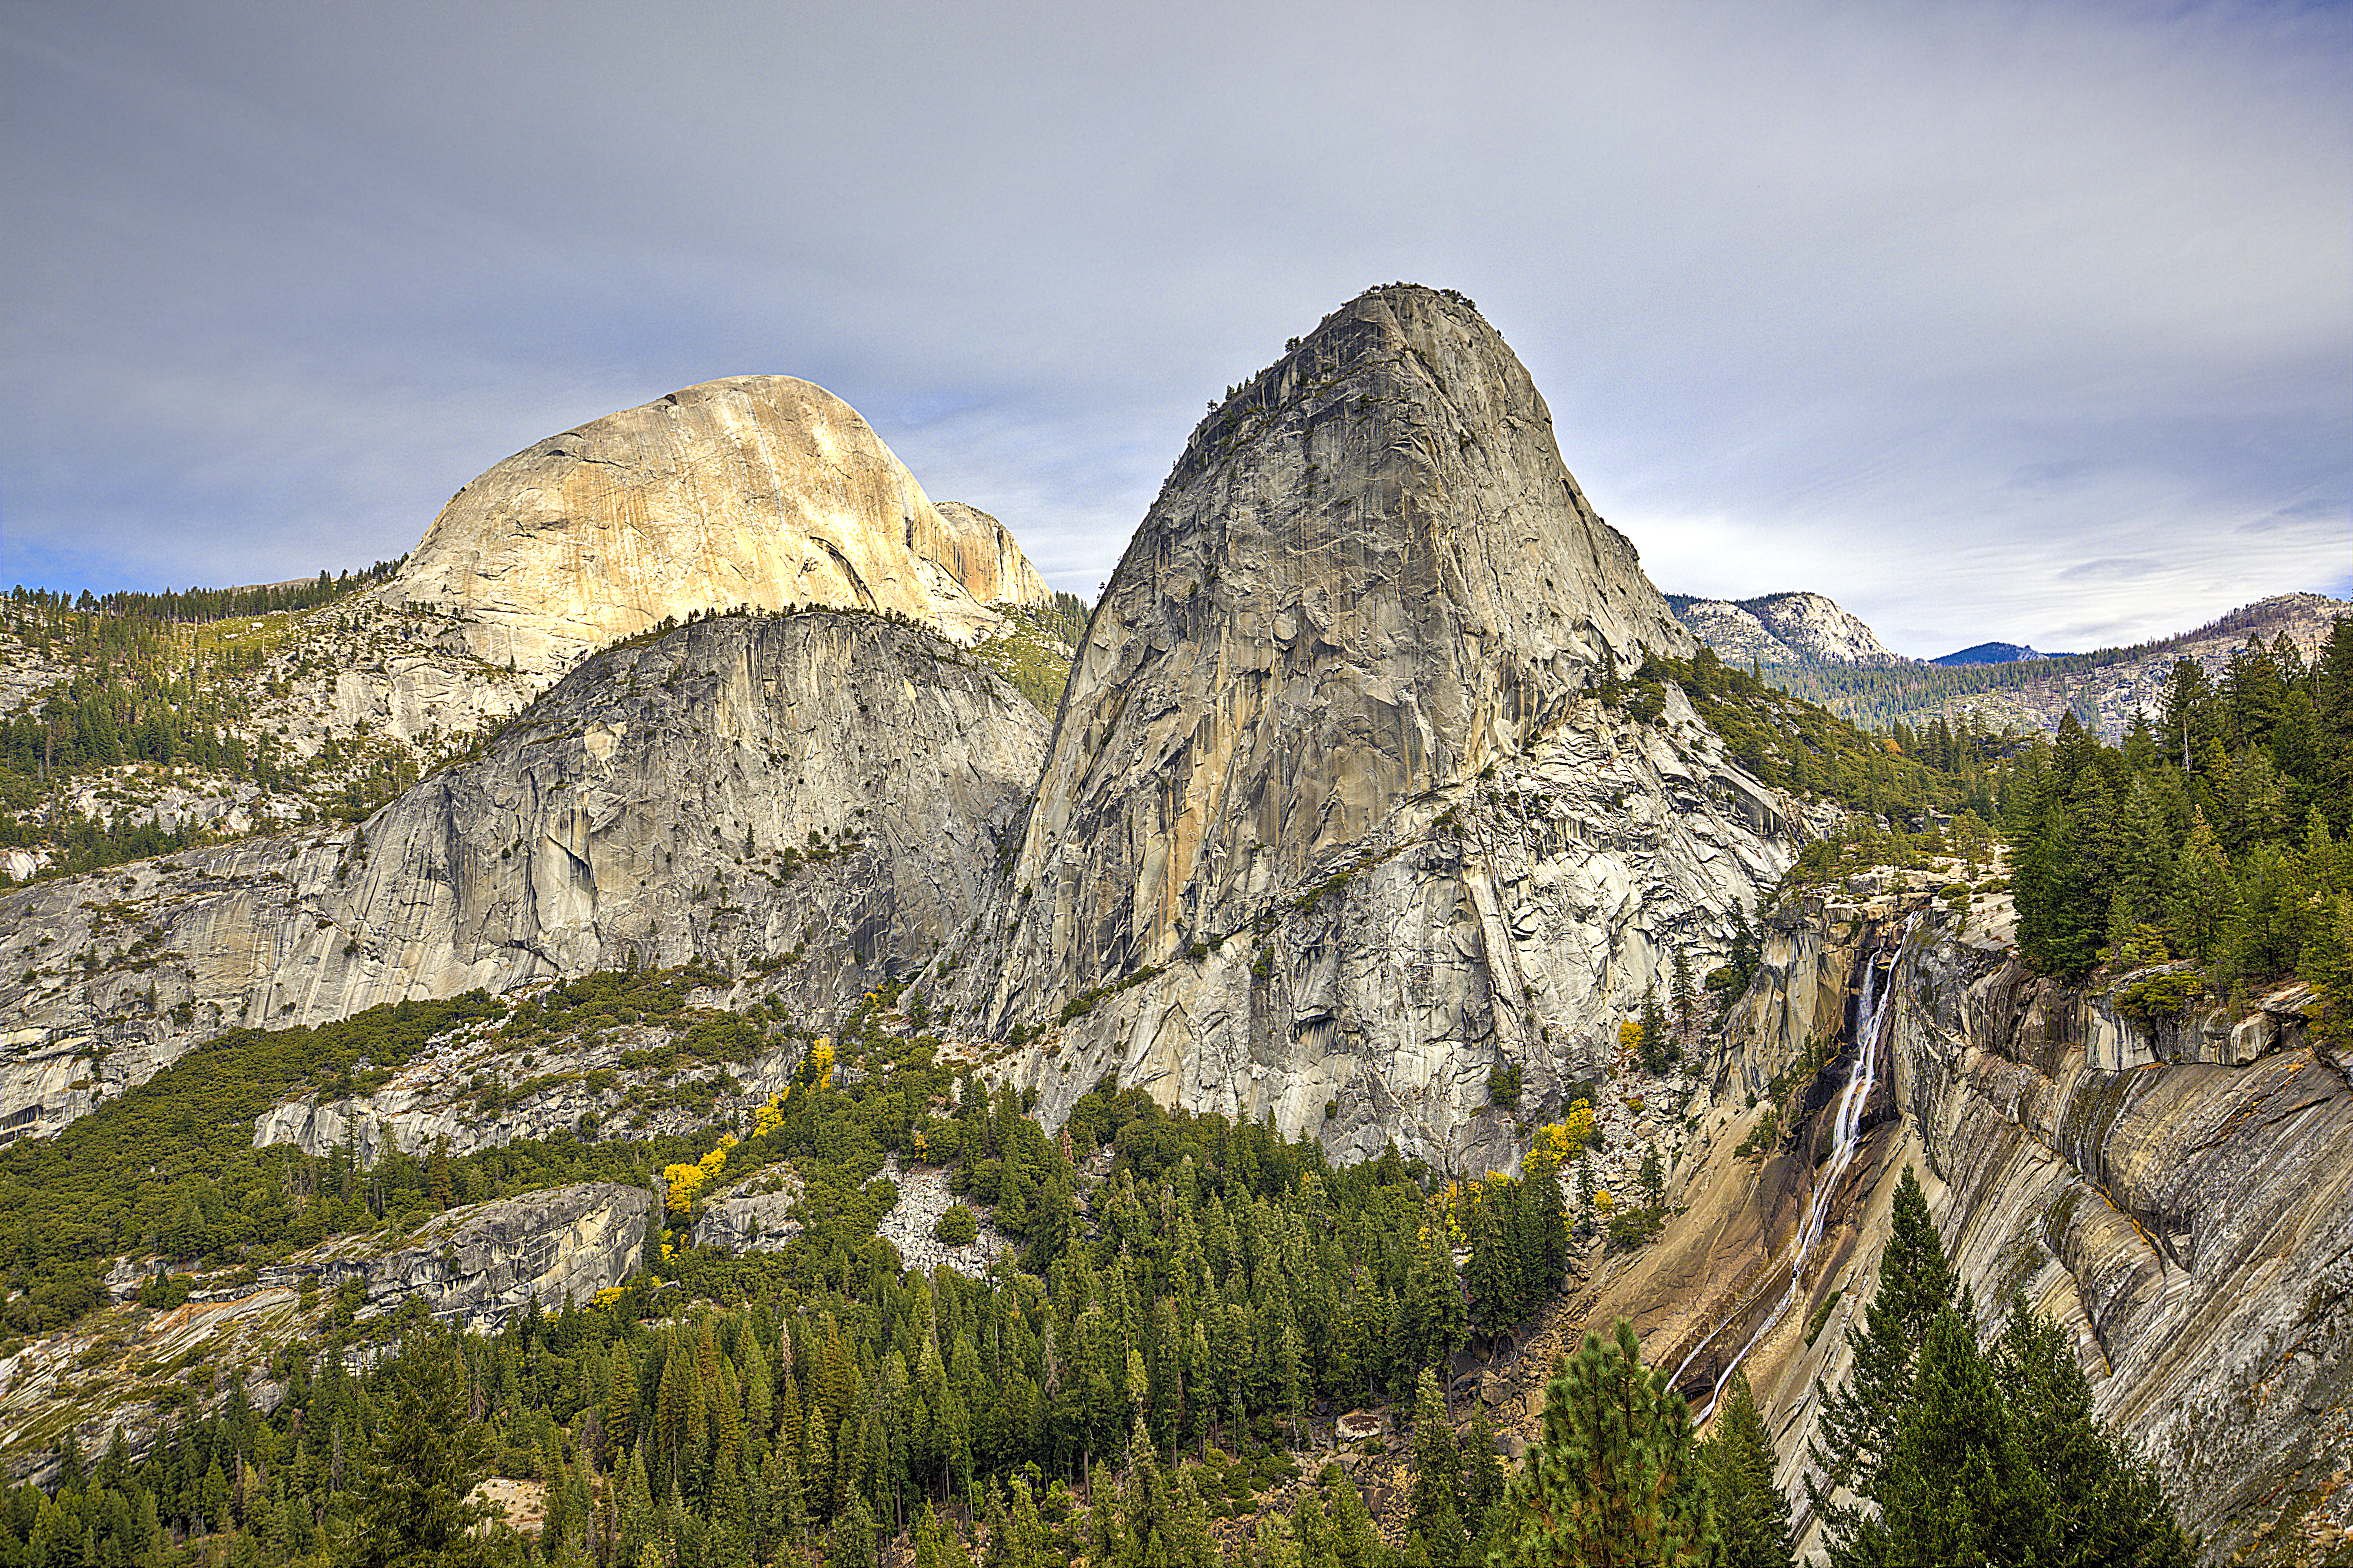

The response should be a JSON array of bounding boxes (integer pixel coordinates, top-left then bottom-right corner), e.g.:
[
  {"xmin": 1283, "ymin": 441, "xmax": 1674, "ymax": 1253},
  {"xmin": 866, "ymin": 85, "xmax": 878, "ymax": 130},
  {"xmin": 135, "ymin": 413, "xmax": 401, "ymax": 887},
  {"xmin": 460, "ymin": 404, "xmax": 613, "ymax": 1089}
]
[
  {"xmin": 383, "ymin": 376, "xmax": 1053, "ymax": 675},
  {"xmin": 952, "ymin": 285, "xmax": 1808, "ymax": 1168},
  {"xmin": 1585, "ymin": 886, "xmax": 2351, "ymax": 1566}
]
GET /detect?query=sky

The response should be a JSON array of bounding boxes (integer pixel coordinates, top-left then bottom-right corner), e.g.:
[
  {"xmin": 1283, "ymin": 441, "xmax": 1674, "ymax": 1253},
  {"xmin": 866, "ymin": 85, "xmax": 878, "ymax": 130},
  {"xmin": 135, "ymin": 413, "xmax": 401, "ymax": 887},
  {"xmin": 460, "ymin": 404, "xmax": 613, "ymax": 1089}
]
[{"xmin": 2, "ymin": 1, "xmax": 2345, "ymax": 659}]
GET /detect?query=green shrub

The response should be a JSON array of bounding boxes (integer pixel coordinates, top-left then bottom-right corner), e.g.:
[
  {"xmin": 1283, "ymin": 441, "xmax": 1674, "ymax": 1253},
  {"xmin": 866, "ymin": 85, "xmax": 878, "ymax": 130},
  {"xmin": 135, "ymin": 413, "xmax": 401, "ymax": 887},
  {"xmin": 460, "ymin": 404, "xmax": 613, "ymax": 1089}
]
[{"xmin": 2115, "ymin": 967, "xmax": 2207, "ymax": 1023}]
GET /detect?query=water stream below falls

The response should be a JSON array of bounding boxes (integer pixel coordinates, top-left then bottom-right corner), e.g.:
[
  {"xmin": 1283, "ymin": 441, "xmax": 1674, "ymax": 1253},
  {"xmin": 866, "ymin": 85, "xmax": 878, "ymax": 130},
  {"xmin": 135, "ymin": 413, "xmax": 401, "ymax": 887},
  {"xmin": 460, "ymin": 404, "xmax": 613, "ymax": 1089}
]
[{"xmin": 1671, "ymin": 918, "xmax": 1912, "ymax": 1422}]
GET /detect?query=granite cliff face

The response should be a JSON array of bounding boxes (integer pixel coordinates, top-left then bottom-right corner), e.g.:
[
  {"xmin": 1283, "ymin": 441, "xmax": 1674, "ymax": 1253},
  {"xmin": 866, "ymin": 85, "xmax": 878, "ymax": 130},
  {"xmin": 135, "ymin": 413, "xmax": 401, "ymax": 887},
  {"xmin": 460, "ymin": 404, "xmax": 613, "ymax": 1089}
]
[
  {"xmin": 950, "ymin": 285, "xmax": 1808, "ymax": 1167},
  {"xmin": 382, "ymin": 376, "xmax": 1053, "ymax": 676},
  {"xmin": 0, "ymin": 612, "xmax": 1048, "ymax": 1142},
  {"xmin": 1589, "ymin": 885, "xmax": 2351, "ymax": 1567}
]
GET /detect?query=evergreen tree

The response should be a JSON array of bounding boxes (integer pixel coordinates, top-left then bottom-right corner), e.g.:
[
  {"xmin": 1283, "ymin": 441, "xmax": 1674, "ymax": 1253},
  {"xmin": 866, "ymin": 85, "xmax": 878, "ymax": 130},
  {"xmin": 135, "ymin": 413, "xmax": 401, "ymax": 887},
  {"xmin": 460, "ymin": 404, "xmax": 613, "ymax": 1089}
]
[
  {"xmin": 1698, "ymin": 1370, "xmax": 1790, "ymax": 1568},
  {"xmin": 1405, "ymin": 1368, "xmax": 1464, "ymax": 1551},
  {"xmin": 1825, "ymin": 1309, "xmax": 2050, "ymax": 1568},
  {"xmin": 1988, "ymin": 1303, "xmax": 2196, "ymax": 1568},
  {"xmin": 1809, "ymin": 1165, "xmax": 1953, "ymax": 1506},
  {"xmin": 341, "ymin": 1321, "xmax": 494, "ymax": 1568},
  {"xmin": 1637, "ymin": 1145, "xmax": 1665, "ymax": 1211},
  {"xmin": 1399, "ymin": 1204, "xmax": 1467, "ymax": 1373},
  {"xmin": 1640, "ymin": 985, "xmax": 1672, "ymax": 1074},
  {"xmin": 2170, "ymin": 809, "xmax": 2237, "ymax": 964},
  {"xmin": 1670, "ymin": 951, "xmax": 1697, "ymax": 1042},
  {"xmin": 1491, "ymin": 1319, "xmax": 1714, "ymax": 1567}
]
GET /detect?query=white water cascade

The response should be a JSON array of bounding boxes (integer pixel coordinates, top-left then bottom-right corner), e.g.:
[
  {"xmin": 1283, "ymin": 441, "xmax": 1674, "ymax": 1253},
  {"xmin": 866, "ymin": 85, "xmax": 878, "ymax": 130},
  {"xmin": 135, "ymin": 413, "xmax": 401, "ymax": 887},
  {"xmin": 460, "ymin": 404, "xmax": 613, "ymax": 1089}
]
[{"xmin": 1671, "ymin": 919, "xmax": 1911, "ymax": 1422}]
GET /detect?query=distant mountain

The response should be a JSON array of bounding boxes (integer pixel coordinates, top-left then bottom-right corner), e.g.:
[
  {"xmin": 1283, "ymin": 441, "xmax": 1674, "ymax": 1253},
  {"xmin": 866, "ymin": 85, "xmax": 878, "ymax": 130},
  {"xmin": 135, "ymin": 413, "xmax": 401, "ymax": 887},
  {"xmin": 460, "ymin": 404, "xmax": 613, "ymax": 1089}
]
[
  {"xmin": 1668, "ymin": 584, "xmax": 2351, "ymax": 740},
  {"xmin": 1664, "ymin": 591, "xmax": 1903, "ymax": 666},
  {"xmin": 1928, "ymin": 641, "xmax": 2076, "ymax": 667},
  {"xmin": 1766, "ymin": 593, "xmax": 2350, "ymax": 741}
]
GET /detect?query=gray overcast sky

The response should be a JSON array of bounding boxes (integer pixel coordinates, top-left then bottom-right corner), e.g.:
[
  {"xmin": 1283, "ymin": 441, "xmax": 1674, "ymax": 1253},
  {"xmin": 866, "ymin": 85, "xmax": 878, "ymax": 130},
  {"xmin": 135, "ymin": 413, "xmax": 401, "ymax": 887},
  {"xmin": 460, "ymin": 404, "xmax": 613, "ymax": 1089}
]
[{"xmin": 2, "ymin": 0, "xmax": 2344, "ymax": 658}]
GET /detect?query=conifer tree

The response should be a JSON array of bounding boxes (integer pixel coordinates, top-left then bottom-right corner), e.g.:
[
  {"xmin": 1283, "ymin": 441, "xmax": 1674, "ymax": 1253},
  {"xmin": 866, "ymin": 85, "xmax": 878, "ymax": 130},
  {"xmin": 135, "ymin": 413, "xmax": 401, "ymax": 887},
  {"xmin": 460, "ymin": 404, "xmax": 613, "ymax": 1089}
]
[
  {"xmin": 341, "ymin": 1321, "xmax": 494, "ymax": 1568},
  {"xmin": 1492, "ymin": 1318, "xmax": 1714, "ymax": 1567},
  {"xmin": 602, "ymin": 1342, "xmax": 638, "ymax": 1471},
  {"xmin": 1988, "ymin": 1302, "xmax": 2196, "ymax": 1568},
  {"xmin": 1670, "ymin": 950, "xmax": 1697, "ymax": 1042},
  {"xmin": 1809, "ymin": 1164, "xmax": 1952, "ymax": 1507},
  {"xmin": 1826, "ymin": 1309, "xmax": 2051, "ymax": 1568},
  {"xmin": 1406, "ymin": 1367, "xmax": 1464, "ymax": 1549},
  {"xmin": 1699, "ymin": 1370, "xmax": 1790, "ymax": 1568},
  {"xmin": 2170, "ymin": 809, "xmax": 2237, "ymax": 963},
  {"xmin": 1400, "ymin": 1204, "xmax": 1467, "ymax": 1373}
]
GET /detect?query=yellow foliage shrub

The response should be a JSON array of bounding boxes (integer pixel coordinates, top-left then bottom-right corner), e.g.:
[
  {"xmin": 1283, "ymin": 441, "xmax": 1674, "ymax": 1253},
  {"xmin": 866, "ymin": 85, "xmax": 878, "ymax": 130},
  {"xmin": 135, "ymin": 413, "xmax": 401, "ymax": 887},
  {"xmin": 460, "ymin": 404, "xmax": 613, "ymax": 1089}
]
[
  {"xmin": 753, "ymin": 1091, "xmax": 788, "ymax": 1138},
  {"xmin": 1532, "ymin": 1099, "xmax": 1595, "ymax": 1167}
]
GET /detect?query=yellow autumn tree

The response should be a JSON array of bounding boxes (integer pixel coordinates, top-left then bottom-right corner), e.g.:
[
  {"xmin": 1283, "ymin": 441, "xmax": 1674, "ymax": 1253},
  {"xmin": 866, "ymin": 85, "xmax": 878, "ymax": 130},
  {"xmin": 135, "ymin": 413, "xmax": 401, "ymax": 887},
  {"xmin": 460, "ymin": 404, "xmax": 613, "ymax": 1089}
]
[
  {"xmin": 1534, "ymin": 1098, "xmax": 1596, "ymax": 1164},
  {"xmin": 753, "ymin": 1089, "xmax": 789, "ymax": 1138},
  {"xmin": 663, "ymin": 1133, "xmax": 737, "ymax": 1216}
]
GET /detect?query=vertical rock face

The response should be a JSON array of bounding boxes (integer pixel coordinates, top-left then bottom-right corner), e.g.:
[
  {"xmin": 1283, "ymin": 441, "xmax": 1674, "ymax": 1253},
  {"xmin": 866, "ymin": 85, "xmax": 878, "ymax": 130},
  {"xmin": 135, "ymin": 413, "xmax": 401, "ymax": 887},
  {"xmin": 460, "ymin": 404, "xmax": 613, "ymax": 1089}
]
[
  {"xmin": 955, "ymin": 286, "xmax": 1801, "ymax": 1166},
  {"xmin": 0, "ymin": 613, "xmax": 1050, "ymax": 1140},
  {"xmin": 928, "ymin": 501, "xmax": 1057, "ymax": 611},
  {"xmin": 385, "ymin": 376, "xmax": 1051, "ymax": 675}
]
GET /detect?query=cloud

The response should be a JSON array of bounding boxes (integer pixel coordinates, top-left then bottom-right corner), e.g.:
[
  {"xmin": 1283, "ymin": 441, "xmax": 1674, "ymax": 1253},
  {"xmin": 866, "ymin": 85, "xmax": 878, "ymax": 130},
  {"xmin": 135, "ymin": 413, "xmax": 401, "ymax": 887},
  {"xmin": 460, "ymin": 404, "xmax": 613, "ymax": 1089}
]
[
  {"xmin": 1, "ymin": 0, "xmax": 2345, "ymax": 658},
  {"xmin": 2235, "ymin": 497, "xmax": 2346, "ymax": 534},
  {"xmin": 2058, "ymin": 558, "xmax": 2163, "ymax": 582}
]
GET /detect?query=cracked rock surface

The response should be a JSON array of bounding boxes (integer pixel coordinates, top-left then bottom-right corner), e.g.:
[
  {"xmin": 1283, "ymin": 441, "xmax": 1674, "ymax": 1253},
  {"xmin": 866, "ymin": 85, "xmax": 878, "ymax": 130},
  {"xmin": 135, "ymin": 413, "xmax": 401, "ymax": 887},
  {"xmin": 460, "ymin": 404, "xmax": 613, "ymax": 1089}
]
[{"xmin": 949, "ymin": 285, "xmax": 1808, "ymax": 1170}]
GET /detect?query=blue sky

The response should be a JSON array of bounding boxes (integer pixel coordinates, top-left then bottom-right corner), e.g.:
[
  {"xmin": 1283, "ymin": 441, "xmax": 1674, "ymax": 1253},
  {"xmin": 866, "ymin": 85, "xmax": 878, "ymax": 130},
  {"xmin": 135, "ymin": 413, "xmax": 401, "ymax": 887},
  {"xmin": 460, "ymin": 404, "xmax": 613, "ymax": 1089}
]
[{"xmin": 3, "ymin": 0, "xmax": 2345, "ymax": 657}]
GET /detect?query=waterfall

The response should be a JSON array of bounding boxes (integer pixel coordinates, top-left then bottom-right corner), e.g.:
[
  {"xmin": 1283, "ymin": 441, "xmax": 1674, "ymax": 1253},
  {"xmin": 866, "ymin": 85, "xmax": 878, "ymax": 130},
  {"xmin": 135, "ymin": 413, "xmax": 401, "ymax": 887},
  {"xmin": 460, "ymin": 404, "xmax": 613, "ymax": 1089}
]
[{"xmin": 1670, "ymin": 918, "xmax": 1909, "ymax": 1422}]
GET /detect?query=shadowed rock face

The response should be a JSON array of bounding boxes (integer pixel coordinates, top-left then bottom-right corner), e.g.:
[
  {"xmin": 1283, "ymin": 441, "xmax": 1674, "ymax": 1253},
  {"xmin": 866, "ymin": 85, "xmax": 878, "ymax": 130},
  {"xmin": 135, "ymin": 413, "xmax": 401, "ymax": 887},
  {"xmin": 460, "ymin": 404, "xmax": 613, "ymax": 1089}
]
[
  {"xmin": 952, "ymin": 285, "xmax": 1800, "ymax": 1165},
  {"xmin": 0, "ymin": 613, "xmax": 1049, "ymax": 1141},
  {"xmin": 385, "ymin": 376, "xmax": 1052, "ymax": 675}
]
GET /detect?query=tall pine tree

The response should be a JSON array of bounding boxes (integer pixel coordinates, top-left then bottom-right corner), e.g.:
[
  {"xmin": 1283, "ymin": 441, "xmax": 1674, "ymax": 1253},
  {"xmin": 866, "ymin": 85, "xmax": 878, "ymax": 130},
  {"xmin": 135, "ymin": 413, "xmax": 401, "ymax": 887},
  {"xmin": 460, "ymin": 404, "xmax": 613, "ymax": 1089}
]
[
  {"xmin": 1492, "ymin": 1319, "xmax": 1714, "ymax": 1568},
  {"xmin": 1808, "ymin": 1165, "xmax": 1953, "ymax": 1510},
  {"xmin": 1700, "ymin": 1369, "xmax": 1790, "ymax": 1568}
]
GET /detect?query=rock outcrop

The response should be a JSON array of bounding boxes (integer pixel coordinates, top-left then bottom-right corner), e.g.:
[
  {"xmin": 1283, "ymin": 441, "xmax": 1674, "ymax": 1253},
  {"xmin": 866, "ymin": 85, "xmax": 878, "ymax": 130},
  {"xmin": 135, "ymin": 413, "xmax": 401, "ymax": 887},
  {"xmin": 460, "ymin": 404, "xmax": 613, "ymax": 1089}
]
[
  {"xmin": 301, "ymin": 1181, "xmax": 650, "ymax": 1333},
  {"xmin": 691, "ymin": 1167, "xmax": 806, "ymax": 1253},
  {"xmin": 929, "ymin": 501, "xmax": 1056, "ymax": 612},
  {"xmin": 382, "ymin": 377, "xmax": 1055, "ymax": 675},
  {"xmin": 0, "ymin": 612, "xmax": 1049, "ymax": 1141},
  {"xmin": 1667, "ymin": 591, "xmax": 1905, "ymax": 667},
  {"xmin": 1594, "ymin": 886, "xmax": 2352, "ymax": 1568},
  {"xmin": 949, "ymin": 284, "xmax": 1807, "ymax": 1168}
]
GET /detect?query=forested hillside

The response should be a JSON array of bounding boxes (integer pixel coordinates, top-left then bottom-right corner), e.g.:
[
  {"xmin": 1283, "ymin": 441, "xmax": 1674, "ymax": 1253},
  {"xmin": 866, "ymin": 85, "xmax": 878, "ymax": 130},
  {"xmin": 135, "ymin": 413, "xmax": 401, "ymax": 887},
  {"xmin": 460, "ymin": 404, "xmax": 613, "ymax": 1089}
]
[
  {"xmin": 0, "ymin": 564, "xmax": 517, "ymax": 884},
  {"xmin": 2002, "ymin": 617, "xmax": 2353, "ymax": 1042},
  {"xmin": 1751, "ymin": 593, "xmax": 2346, "ymax": 739}
]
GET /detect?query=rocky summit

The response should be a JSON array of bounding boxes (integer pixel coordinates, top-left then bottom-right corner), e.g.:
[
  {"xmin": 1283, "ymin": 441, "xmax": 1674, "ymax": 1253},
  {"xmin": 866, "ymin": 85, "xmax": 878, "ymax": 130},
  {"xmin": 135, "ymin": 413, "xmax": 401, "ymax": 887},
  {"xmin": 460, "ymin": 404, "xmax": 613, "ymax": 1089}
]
[
  {"xmin": 953, "ymin": 284, "xmax": 1807, "ymax": 1167},
  {"xmin": 1668, "ymin": 590, "xmax": 1905, "ymax": 667},
  {"xmin": 383, "ymin": 375, "xmax": 1053, "ymax": 675}
]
